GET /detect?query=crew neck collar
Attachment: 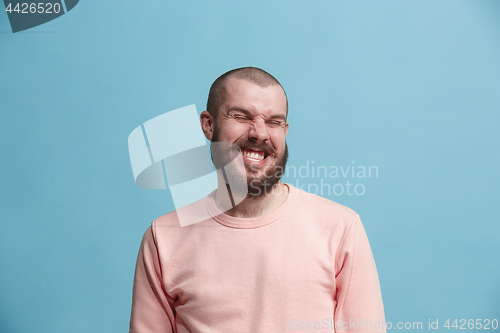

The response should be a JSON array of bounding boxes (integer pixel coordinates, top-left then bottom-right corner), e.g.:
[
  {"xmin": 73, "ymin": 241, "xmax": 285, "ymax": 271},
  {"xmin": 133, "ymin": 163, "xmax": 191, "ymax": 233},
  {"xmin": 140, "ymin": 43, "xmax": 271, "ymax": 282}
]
[{"xmin": 206, "ymin": 183, "xmax": 298, "ymax": 229}]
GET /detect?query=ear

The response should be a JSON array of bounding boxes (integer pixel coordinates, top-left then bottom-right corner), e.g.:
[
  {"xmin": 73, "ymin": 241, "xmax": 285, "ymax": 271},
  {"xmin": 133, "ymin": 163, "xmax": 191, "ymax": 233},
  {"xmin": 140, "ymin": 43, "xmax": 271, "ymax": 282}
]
[
  {"xmin": 284, "ymin": 121, "xmax": 289, "ymax": 137},
  {"xmin": 200, "ymin": 111, "xmax": 214, "ymax": 141}
]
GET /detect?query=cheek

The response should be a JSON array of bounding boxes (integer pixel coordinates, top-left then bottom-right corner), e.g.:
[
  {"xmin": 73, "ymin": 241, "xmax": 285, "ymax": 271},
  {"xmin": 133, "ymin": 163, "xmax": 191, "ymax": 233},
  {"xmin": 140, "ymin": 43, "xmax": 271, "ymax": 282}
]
[
  {"xmin": 215, "ymin": 121, "xmax": 238, "ymax": 140},
  {"xmin": 224, "ymin": 123, "xmax": 252, "ymax": 140},
  {"xmin": 270, "ymin": 134, "xmax": 286, "ymax": 150}
]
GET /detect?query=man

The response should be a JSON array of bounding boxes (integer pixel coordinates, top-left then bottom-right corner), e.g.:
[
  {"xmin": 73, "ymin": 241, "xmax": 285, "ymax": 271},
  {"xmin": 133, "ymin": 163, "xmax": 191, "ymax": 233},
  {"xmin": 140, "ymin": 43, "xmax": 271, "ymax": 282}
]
[{"xmin": 129, "ymin": 67, "xmax": 386, "ymax": 333}]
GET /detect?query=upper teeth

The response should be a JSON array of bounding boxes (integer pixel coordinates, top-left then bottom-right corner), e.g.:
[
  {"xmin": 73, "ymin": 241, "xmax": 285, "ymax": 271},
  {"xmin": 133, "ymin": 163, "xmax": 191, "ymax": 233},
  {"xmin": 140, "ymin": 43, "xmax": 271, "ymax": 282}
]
[{"xmin": 243, "ymin": 151, "xmax": 264, "ymax": 160}]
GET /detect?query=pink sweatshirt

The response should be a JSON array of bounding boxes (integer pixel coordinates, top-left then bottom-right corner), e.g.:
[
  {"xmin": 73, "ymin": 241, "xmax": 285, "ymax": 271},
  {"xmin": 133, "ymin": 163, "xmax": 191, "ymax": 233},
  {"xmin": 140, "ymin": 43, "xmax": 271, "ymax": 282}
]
[{"xmin": 129, "ymin": 183, "xmax": 385, "ymax": 333}]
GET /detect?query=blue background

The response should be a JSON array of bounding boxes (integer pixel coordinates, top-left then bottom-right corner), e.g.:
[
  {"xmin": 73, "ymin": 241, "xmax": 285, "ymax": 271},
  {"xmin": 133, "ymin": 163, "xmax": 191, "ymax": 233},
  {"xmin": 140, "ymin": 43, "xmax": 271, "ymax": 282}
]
[{"xmin": 1, "ymin": 0, "xmax": 499, "ymax": 332}]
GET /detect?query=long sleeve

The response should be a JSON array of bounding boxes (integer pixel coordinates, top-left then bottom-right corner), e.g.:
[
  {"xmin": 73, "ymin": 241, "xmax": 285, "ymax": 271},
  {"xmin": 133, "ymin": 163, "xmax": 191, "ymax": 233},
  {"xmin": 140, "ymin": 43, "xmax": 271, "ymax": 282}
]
[
  {"xmin": 334, "ymin": 215, "xmax": 386, "ymax": 333},
  {"xmin": 129, "ymin": 224, "xmax": 176, "ymax": 333}
]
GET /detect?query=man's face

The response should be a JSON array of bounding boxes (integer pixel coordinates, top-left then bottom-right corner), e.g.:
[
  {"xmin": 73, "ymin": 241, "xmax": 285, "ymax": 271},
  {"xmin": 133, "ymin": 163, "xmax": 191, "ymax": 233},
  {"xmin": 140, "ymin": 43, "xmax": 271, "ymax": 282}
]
[{"xmin": 211, "ymin": 77, "xmax": 289, "ymax": 197}]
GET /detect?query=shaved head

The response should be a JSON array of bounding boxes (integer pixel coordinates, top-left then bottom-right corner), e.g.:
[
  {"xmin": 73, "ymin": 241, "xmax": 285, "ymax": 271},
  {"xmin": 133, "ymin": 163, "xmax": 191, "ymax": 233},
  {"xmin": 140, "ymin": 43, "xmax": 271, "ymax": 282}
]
[{"xmin": 206, "ymin": 67, "xmax": 288, "ymax": 121}]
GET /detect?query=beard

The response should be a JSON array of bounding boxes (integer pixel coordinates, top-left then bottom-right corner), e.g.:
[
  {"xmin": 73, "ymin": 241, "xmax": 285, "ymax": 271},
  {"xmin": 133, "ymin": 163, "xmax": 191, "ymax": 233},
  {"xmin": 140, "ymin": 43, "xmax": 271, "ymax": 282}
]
[{"xmin": 211, "ymin": 124, "xmax": 288, "ymax": 199}]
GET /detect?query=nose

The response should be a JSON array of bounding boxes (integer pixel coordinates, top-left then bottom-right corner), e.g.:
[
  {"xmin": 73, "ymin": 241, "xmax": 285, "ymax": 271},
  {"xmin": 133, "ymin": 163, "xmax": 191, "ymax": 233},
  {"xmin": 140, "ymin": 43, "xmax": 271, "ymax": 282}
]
[{"xmin": 248, "ymin": 119, "xmax": 270, "ymax": 143}]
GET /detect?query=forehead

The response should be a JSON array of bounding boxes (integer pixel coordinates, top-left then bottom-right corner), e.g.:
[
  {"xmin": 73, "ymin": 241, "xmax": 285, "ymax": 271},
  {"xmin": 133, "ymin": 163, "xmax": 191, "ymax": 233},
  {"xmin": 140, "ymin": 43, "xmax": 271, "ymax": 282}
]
[{"xmin": 222, "ymin": 77, "xmax": 287, "ymax": 117}]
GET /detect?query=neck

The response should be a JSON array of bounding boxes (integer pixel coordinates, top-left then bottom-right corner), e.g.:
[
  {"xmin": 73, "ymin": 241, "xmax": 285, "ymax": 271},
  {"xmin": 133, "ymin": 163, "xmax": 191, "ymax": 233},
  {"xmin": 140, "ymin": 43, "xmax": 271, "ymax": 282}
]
[{"xmin": 214, "ymin": 179, "xmax": 289, "ymax": 218}]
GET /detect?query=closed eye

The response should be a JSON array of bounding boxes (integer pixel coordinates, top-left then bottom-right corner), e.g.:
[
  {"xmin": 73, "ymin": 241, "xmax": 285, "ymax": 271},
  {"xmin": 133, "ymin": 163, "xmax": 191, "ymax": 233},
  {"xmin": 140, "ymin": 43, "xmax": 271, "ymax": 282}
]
[{"xmin": 268, "ymin": 121, "xmax": 284, "ymax": 126}]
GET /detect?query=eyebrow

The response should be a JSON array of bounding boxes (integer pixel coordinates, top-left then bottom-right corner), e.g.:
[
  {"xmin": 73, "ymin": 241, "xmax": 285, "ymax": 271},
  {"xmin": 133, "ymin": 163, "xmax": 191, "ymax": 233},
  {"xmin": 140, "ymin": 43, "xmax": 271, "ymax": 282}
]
[{"xmin": 227, "ymin": 107, "xmax": 287, "ymax": 121}]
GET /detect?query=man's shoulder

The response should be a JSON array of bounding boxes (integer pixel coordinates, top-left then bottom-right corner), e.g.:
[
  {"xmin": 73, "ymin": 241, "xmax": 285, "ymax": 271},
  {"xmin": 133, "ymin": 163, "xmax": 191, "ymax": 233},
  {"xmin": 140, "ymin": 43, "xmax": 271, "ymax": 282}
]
[
  {"xmin": 287, "ymin": 183, "xmax": 359, "ymax": 226},
  {"xmin": 151, "ymin": 193, "xmax": 214, "ymax": 230},
  {"xmin": 153, "ymin": 209, "xmax": 181, "ymax": 227}
]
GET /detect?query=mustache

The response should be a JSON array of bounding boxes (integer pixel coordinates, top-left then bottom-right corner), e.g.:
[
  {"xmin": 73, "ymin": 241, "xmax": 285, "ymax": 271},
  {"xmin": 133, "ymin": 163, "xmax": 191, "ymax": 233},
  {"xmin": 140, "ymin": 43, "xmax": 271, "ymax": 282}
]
[{"xmin": 234, "ymin": 139, "xmax": 276, "ymax": 156}]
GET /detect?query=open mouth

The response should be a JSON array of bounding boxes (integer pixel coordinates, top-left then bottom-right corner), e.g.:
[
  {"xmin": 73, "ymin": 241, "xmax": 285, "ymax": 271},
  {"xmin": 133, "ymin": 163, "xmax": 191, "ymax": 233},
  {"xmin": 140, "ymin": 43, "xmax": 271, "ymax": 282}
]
[{"xmin": 241, "ymin": 148, "xmax": 268, "ymax": 163}]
